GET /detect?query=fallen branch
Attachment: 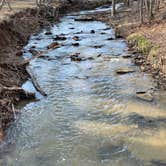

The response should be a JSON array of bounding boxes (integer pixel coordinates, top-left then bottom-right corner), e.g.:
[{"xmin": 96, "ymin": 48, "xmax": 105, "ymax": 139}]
[{"xmin": 26, "ymin": 66, "xmax": 47, "ymax": 96}]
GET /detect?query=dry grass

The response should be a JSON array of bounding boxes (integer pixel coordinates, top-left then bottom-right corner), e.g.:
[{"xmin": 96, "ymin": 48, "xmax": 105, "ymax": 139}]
[{"xmin": 0, "ymin": 0, "xmax": 36, "ymax": 21}]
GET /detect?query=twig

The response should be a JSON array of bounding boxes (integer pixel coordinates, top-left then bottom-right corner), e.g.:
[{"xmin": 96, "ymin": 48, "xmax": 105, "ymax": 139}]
[{"xmin": 11, "ymin": 103, "xmax": 16, "ymax": 119}]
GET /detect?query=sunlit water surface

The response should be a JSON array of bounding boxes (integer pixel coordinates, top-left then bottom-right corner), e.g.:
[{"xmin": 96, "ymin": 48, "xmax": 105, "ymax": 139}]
[{"xmin": 1, "ymin": 5, "xmax": 166, "ymax": 166}]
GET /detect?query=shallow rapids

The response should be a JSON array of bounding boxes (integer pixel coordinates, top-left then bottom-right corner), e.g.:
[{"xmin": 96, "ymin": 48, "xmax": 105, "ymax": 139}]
[{"xmin": 1, "ymin": 5, "xmax": 166, "ymax": 166}]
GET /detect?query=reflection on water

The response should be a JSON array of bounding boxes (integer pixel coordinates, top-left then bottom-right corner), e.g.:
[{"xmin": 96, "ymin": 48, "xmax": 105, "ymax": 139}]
[
  {"xmin": 1, "ymin": 5, "xmax": 166, "ymax": 166},
  {"xmin": 128, "ymin": 129, "xmax": 166, "ymax": 162}
]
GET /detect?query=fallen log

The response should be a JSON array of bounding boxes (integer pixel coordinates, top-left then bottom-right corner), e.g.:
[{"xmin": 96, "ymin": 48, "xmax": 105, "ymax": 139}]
[{"xmin": 26, "ymin": 66, "xmax": 47, "ymax": 96}]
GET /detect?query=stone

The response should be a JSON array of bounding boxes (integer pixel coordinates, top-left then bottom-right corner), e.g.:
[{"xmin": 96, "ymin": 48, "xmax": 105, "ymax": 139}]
[
  {"xmin": 75, "ymin": 31, "xmax": 83, "ymax": 34},
  {"xmin": 97, "ymin": 54, "xmax": 102, "ymax": 57},
  {"xmin": 115, "ymin": 33, "xmax": 123, "ymax": 39},
  {"xmin": 90, "ymin": 30, "xmax": 95, "ymax": 34},
  {"xmin": 30, "ymin": 45, "xmax": 36, "ymax": 49},
  {"xmin": 74, "ymin": 16, "xmax": 94, "ymax": 21},
  {"xmin": 73, "ymin": 36, "xmax": 80, "ymax": 41},
  {"xmin": 116, "ymin": 68, "xmax": 135, "ymax": 74},
  {"xmin": 35, "ymin": 37, "xmax": 41, "ymax": 41},
  {"xmin": 107, "ymin": 37, "xmax": 114, "ymax": 40},
  {"xmin": 72, "ymin": 43, "xmax": 80, "ymax": 46},
  {"xmin": 47, "ymin": 42, "xmax": 60, "ymax": 49},
  {"xmin": 53, "ymin": 35, "xmax": 67, "ymax": 41},
  {"xmin": 15, "ymin": 51, "xmax": 23, "ymax": 56},
  {"xmin": 101, "ymin": 32, "xmax": 107, "ymax": 35},
  {"xmin": 86, "ymin": 57, "xmax": 94, "ymax": 60},
  {"xmin": 93, "ymin": 45, "xmax": 104, "ymax": 49},
  {"xmin": 136, "ymin": 91, "xmax": 154, "ymax": 102},
  {"xmin": 103, "ymin": 27, "xmax": 111, "ymax": 30},
  {"xmin": 29, "ymin": 49, "xmax": 39, "ymax": 56},
  {"xmin": 140, "ymin": 66, "xmax": 146, "ymax": 72},
  {"xmin": 70, "ymin": 53, "xmax": 82, "ymax": 62},
  {"xmin": 122, "ymin": 54, "xmax": 132, "ymax": 58},
  {"xmin": 45, "ymin": 31, "xmax": 52, "ymax": 35},
  {"xmin": 71, "ymin": 56, "xmax": 82, "ymax": 62}
]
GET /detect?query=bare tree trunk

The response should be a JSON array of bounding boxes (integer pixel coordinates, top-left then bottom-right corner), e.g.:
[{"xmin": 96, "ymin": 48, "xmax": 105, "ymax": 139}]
[
  {"xmin": 139, "ymin": 0, "xmax": 144, "ymax": 23},
  {"xmin": 111, "ymin": 0, "xmax": 116, "ymax": 17},
  {"xmin": 0, "ymin": 0, "xmax": 12, "ymax": 11}
]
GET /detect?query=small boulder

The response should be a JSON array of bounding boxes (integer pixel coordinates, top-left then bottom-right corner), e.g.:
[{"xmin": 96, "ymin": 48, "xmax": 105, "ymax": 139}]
[
  {"xmin": 16, "ymin": 51, "xmax": 23, "ymax": 56},
  {"xmin": 115, "ymin": 33, "xmax": 123, "ymax": 39},
  {"xmin": 101, "ymin": 32, "xmax": 107, "ymax": 35},
  {"xmin": 71, "ymin": 56, "xmax": 82, "ymax": 62},
  {"xmin": 30, "ymin": 45, "xmax": 36, "ymax": 49},
  {"xmin": 93, "ymin": 45, "xmax": 104, "ymax": 49},
  {"xmin": 85, "ymin": 57, "xmax": 94, "ymax": 60},
  {"xmin": 29, "ymin": 49, "xmax": 39, "ymax": 56},
  {"xmin": 103, "ymin": 27, "xmax": 110, "ymax": 30},
  {"xmin": 74, "ymin": 16, "xmax": 94, "ymax": 21},
  {"xmin": 70, "ymin": 52, "xmax": 80, "ymax": 57},
  {"xmin": 136, "ymin": 91, "xmax": 154, "ymax": 102},
  {"xmin": 70, "ymin": 53, "xmax": 82, "ymax": 62},
  {"xmin": 122, "ymin": 54, "xmax": 132, "ymax": 59},
  {"xmin": 35, "ymin": 37, "xmax": 41, "ymax": 41},
  {"xmin": 73, "ymin": 36, "xmax": 80, "ymax": 41},
  {"xmin": 45, "ymin": 31, "xmax": 52, "ymax": 35},
  {"xmin": 97, "ymin": 54, "xmax": 102, "ymax": 57},
  {"xmin": 47, "ymin": 42, "xmax": 60, "ymax": 49},
  {"xmin": 53, "ymin": 35, "xmax": 67, "ymax": 41},
  {"xmin": 72, "ymin": 43, "xmax": 80, "ymax": 46},
  {"xmin": 107, "ymin": 37, "xmax": 114, "ymax": 40},
  {"xmin": 90, "ymin": 30, "xmax": 95, "ymax": 34},
  {"xmin": 116, "ymin": 68, "xmax": 135, "ymax": 74},
  {"xmin": 75, "ymin": 31, "xmax": 83, "ymax": 34}
]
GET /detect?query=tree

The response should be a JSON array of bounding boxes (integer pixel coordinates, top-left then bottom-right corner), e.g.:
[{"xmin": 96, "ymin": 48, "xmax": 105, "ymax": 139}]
[
  {"xmin": 123, "ymin": 0, "xmax": 163, "ymax": 23},
  {"xmin": 111, "ymin": 0, "xmax": 116, "ymax": 17},
  {"xmin": 0, "ymin": 0, "xmax": 12, "ymax": 11}
]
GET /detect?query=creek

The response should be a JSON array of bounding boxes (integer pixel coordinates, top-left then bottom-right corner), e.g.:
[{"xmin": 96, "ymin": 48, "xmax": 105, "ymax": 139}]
[{"xmin": 1, "ymin": 5, "xmax": 166, "ymax": 166}]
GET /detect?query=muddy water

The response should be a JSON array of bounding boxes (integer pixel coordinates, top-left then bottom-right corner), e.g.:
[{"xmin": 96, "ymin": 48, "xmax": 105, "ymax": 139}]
[{"xmin": 1, "ymin": 6, "xmax": 166, "ymax": 166}]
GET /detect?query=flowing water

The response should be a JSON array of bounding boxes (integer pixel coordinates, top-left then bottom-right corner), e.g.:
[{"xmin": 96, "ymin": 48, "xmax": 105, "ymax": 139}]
[{"xmin": 1, "ymin": 5, "xmax": 166, "ymax": 166}]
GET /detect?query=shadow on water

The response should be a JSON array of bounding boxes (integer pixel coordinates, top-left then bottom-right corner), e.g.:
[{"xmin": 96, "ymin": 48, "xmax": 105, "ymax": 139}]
[{"xmin": 0, "ymin": 4, "xmax": 166, "ymax": 166}]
